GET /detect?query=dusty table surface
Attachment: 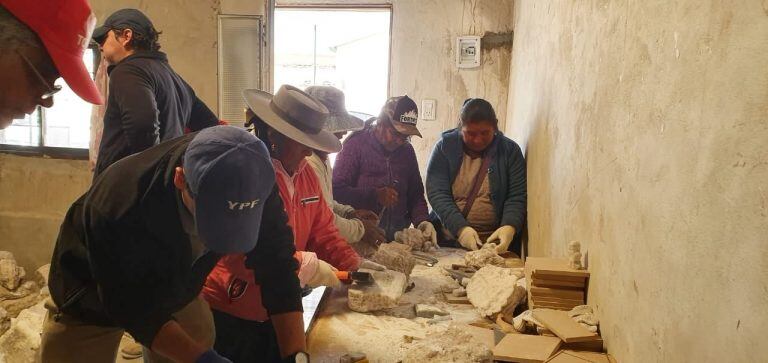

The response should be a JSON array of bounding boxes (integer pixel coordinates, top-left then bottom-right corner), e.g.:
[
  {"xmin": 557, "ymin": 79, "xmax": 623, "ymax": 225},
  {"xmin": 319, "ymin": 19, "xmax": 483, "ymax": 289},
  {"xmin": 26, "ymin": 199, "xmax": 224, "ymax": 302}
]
[{"xmin": 306, "ymin": 247, "xmax": 523, "ymax": 362}]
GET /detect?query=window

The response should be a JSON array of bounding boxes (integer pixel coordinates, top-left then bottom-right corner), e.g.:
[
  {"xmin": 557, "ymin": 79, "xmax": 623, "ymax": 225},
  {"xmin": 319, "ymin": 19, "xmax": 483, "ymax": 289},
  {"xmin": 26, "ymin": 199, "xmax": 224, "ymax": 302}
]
[
  {"xmin": 273, "ymin": 7, "xmax": 391, "ymax": 116},
  {"xmin": 218, "ymin": 15, "xmax": 263, "ymax": 125},
  {"xmin": 0, "ymin": 47, "xmax": 99, "ymax": 156}
]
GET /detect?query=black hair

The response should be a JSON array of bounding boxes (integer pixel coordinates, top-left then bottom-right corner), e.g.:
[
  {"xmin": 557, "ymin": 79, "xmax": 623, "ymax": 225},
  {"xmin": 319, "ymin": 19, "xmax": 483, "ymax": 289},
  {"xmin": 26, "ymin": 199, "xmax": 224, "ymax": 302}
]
[
  {"xmin": 459, "ymin": 98, "xmax": 498, "ymax": 129},
  {"xmin": 113, "ymin": 27, "xmax": 162, "ymax": 52},
  {"xmin": 246, "ymin": 113, "xmax": 273, "ymax": 153}
]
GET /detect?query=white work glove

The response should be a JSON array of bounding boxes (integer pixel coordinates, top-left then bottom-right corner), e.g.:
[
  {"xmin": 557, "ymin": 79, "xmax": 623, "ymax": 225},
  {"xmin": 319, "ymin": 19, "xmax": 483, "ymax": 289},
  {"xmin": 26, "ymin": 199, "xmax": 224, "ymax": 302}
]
[
  {"xmin": 457, "ymin": 226, "xmax": 482, "ymax": 251},
  {"xmin": 487, "ymin": 225, "xmax": 516, "ymax": 254},
  {"xmin": 359, "ymin": 259, "xmax": 386, "ymax": 271},
  {"xmin": 417, "ymin": 221, "xmax": 438, "ymax": 247},
  {"xmin": 306, "ymin": 260, "xmax": 341, "ymax": 288}
]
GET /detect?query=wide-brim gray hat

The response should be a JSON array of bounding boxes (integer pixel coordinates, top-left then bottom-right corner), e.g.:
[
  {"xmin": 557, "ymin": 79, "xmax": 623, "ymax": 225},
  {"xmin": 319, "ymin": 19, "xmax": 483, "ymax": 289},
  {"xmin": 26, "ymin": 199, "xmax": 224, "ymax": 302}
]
[
  {"xmin": 305, "ymin": 86, "xmax": 365, "ymax": 134},
  {"xmin": 243, "ymin": 85, "xmax": 342, "ymax": 153}
]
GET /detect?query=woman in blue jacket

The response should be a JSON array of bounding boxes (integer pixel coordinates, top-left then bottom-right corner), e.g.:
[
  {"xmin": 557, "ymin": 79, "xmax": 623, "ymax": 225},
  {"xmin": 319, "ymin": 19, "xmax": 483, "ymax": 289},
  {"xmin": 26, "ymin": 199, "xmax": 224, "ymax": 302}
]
[{"xmin": 426, "ymin": 98, "xmax": 527, "ymax": 254}]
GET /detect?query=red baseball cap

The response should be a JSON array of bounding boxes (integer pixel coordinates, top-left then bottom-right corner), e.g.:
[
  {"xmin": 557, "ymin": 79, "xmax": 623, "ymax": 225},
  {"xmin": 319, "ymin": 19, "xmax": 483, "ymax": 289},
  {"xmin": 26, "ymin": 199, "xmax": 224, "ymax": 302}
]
[{"xmin": 1, "ymin": 0, "xmax": 103, "ymax": 105}]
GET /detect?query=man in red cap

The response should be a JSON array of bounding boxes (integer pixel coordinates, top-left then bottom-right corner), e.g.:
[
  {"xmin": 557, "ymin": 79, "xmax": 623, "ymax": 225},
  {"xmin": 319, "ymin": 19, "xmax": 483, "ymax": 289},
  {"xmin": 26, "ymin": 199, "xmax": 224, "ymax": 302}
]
[{"xmin": 0, "ymin": 0, "xmax": 103, "ymax": 129}]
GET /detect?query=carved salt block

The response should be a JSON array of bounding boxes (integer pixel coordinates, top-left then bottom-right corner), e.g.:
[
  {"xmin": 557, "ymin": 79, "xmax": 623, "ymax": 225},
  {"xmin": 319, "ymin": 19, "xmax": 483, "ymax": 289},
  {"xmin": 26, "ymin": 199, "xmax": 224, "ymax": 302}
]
[
  {"xmin": 348, "ymin": 269, "xmax": 407, "ymax": 313},
  {"xmin": 464, "ymin": 243, "xmax": 505, "ymax": 269},
  {"xmin": 371, "ymin": 243, "xmax": 416, "ymax": 277},
  {"xmin": 466, "ymin": 265, "xmax": 520, "ymax": 316}
]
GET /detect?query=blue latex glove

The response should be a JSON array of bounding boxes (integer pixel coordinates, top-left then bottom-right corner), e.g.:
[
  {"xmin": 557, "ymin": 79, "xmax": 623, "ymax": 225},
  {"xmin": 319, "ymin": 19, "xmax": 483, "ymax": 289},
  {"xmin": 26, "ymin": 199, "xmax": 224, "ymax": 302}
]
[{"xmin": 196, "ymin": 349, "xmax": 233, "ymax": 363}]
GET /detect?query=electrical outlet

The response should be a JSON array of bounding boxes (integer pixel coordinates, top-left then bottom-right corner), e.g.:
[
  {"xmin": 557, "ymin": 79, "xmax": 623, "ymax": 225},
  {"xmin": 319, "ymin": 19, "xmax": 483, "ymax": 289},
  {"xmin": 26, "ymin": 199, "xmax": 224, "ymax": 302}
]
[{"xmin": 422, "ymin": 99, "xmax": 436, "ymax": 121}]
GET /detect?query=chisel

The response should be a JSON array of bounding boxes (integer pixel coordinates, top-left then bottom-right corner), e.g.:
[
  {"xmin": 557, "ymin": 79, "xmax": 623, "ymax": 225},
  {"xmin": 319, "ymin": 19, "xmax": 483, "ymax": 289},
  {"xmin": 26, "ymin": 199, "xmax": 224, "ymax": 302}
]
[{"xmin": 335, "ymin": 271, "xmax": 374, "ymax": 284}]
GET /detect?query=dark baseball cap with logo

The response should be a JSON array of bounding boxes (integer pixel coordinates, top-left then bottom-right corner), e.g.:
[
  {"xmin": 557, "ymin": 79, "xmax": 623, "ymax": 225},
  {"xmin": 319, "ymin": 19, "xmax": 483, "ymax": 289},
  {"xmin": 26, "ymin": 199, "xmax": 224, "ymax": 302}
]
[
  {"xmin": 379, "ymin": 95, "xmax": 421, "ymax": 137},
  {"xmin": 1, "ymin": 0, "xmax": 103, "ymax": 104},
  {"xmin": 92, "ymin": 8, "xmax": 155, "ymax": 45},
  {"xmin": 183, "ymin": 126, "xmax": 276, "ymax": 254}
]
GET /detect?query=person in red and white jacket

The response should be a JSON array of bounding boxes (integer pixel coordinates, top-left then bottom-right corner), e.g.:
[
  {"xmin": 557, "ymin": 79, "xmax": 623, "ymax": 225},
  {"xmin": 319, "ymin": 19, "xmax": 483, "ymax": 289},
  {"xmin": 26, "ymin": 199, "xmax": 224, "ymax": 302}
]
[{"xmin": 202, "ymin": 86, "xmax": 383, "ymax": 363}]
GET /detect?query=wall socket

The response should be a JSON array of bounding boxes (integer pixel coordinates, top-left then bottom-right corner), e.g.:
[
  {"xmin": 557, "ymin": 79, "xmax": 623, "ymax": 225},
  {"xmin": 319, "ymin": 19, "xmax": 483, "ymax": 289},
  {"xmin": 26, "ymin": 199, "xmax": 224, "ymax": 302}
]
[{"xmin": 422, "ymin": 99, "xmax": 436, "ymax": 120}]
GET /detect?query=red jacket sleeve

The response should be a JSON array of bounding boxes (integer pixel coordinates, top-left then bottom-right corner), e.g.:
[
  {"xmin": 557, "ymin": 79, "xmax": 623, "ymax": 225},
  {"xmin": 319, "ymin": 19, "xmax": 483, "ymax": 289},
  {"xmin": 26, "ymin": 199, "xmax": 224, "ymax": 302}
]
[{"xmin": 305, "ymin": 179, "xmax": 361, "ymax": 271}]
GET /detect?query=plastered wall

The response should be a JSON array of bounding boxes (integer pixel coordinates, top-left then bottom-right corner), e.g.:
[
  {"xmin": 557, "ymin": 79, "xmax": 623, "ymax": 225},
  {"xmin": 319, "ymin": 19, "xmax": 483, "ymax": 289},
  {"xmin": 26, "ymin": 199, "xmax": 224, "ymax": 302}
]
[
  {"xmin": 0, "ymin": 155, "xmax": 91, "ymax": 272},
  {"xmin": 505, "ymin": 1, "xmax": 768, "ymax": 361},
  {"xmin": 389, "ymin": 0, "xmax": 514, "ymax": 172}
]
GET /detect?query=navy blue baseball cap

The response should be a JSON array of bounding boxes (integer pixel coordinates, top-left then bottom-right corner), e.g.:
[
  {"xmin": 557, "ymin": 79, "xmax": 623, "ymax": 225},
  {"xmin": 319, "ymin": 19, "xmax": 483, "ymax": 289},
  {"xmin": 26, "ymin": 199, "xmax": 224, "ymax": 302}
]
[
  {"xmin": 92, "ymin": 9, "xmax": 156, "ymax": 45},
  {"xmin": 183, "ymin": 126, "xmax": 276, "ymax": 254}
]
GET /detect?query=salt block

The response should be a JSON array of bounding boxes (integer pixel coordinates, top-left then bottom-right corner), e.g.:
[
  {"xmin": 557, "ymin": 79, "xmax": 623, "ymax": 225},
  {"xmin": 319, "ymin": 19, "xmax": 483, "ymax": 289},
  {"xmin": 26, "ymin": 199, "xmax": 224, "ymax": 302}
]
[
  {"xmin": 452, "ymin": 287, "xmax": 467, "ymax": 297},
  {"xmin": 348, "ymin": 269, "xmax": 407, "ymax": 313},
  {"xmin": 467, "ymin": 265, "xmax": 520, "ymax": 316},
  {"xmin": 34, "ymin": 264, "xmax": 50, "ymax": 287},
  {"xmin": 414, "ymin": 304, "xmax": 449, "ymax": 318},
  {"xmin": 370, "ymin": 243, "xmax": 416, "ymax": 277},
  {"xmin": 394, "ymin": 228, "xmax": 436, "ymax": 252},
  {"xmin": 0, "ymin": 300, "xmax": 46, "ymax": 363},
  {"xmin": 0, "ymin": 255, "xmax": 25, "ymax": 291},
  {"xmin": 0, "ymin": 291, "xmax": 42, "ymax": 319},
  {"xmin": 464, "ymin": 243, "xmax": 505, "ymax": 269},
  {"xmin": 0, "ymin": 307, "xmax": 9, "ymax": 336}
]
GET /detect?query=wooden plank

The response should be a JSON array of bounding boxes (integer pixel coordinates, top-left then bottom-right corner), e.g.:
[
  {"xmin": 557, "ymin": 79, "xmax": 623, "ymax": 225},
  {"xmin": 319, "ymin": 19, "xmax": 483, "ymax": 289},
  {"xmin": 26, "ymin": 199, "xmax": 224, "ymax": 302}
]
[
  {"xmin": 531, "ymin": 296, "xmax": 585, "ymax": 306},
  {"xmin": 527, "ymin": 257, "xmax": 590, "ymax": 278},
  {"xmin": 493, "ymin": 334, "xmax": 562, "ymax": 363},
  {"xmin": 532, "ymin": 278, "xmax": 586, "ymax": 288},
  {"xmin": 532, "ymin": 309, "xmax": 598, "ymax": 343},
  {"xmin": 546, "ymin": 350, "xmax": 593, "ymax": 363},
  {"xmin": 531, "ymin": 300, "xmax": 583, "ymax": 308},
  {"xmin": 531, "ymin": 305, "xmax": 572, "ymax": 312},
  {"xmin": 443, "ymin": 292, "xmax": 471, "ymax": 304},
  {"xmin": 532, "ymin": 273, "xmax": 588, "ymax": 282},
  {"xmin": 530, "ymin": 287, "xmax": 585, "ymax": 300},
  {"xmin": 562, "ymin": 337, "xmax": 604, "ymax": 352},
  {"xmin": 531, "ymin": 294, "xmax": 584, "ymax": 303},
  {"xmin": 531, "ymin": 302, "xmax": 581, "ymax": 310},
  {"xmin": 545, "ymin": 350, "xmax": 612, "ymax": 363}
]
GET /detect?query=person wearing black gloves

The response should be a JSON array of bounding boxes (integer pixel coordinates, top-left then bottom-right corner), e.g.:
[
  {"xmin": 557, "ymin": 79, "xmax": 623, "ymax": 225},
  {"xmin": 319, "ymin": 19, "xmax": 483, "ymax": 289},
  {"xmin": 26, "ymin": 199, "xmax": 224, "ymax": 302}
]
[{"xmin": 40, "ymin": 126, "xmax": 307, "ymax": 362}]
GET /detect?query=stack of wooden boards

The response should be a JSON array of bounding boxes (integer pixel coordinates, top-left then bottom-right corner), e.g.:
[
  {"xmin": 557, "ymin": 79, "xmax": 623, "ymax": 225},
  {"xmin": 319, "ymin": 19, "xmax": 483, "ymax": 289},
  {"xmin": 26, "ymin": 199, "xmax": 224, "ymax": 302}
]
[
  {"xmin": 491, "ymin": 309, "xmax": 613, "ymax": 362},
  {"xmin": 525, "ymin": 257, "xmax": 589, "ymax": 311}
]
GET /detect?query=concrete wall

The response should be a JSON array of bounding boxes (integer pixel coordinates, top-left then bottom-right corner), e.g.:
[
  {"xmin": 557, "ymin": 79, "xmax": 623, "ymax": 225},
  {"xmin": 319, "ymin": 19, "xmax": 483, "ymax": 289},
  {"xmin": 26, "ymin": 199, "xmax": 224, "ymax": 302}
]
[
  {"xmin": 0, "ymin": 155, "xmax": 91, "ymax": 271},
  {"xmin": 505, "ymin": 1, "xmax": 768, "ymax": 362}
]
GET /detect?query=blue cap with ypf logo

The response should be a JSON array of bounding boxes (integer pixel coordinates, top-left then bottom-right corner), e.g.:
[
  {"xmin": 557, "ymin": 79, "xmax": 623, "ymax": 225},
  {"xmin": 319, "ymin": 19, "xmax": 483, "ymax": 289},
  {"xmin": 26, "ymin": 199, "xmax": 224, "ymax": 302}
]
[{"xmin": 183, "ymin": 125, "xmax": 276, "ymax": 254}]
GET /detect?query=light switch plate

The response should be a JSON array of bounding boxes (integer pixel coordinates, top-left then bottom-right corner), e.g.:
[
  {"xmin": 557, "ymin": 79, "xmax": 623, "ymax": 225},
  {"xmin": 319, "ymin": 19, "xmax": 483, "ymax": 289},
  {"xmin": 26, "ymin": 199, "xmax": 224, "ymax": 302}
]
[{"xmin": 422, "ymin": 99, "xmax": 436, "ymax": 120}]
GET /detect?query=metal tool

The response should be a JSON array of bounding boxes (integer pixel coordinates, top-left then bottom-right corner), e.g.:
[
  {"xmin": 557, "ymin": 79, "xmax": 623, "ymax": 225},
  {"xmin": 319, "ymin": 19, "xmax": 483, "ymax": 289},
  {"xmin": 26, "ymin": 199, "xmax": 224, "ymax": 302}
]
[
  {"xmin": 335, "ymin": 271, "xmax": 374, "ymax": 284},
  {"xmin": 443, "ymin": 266, "xmax": 474, "ymax": 281},
  {"xmin": 411, "ymin": 251, "xmax": 438, "ymax": 267}
]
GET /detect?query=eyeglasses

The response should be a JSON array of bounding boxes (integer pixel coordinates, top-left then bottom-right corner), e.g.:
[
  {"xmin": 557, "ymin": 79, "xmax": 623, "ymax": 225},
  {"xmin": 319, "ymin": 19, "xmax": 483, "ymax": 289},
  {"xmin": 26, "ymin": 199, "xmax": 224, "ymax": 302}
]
[
  {"xmin": 385, "ymin": 123, "xmax": 410, "ymax": 143},
  {"xmin": 17, "ymin": 50, "xmax": 62, "ymax": 100}
]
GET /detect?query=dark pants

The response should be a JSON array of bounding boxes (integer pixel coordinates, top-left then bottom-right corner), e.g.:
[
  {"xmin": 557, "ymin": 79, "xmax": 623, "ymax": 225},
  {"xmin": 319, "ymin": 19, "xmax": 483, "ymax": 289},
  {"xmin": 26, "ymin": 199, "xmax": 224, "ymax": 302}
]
[{"xmin": 212, "ymin": 309, "xmax": 281, "ymax": 363}]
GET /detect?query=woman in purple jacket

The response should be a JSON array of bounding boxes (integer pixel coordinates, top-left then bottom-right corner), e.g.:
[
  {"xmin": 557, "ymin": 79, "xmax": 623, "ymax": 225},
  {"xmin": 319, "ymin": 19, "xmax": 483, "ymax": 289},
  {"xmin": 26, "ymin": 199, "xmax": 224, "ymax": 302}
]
[{"xmin": 332, "ymin": 95, "xmax": 437, "ymax": 244}]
